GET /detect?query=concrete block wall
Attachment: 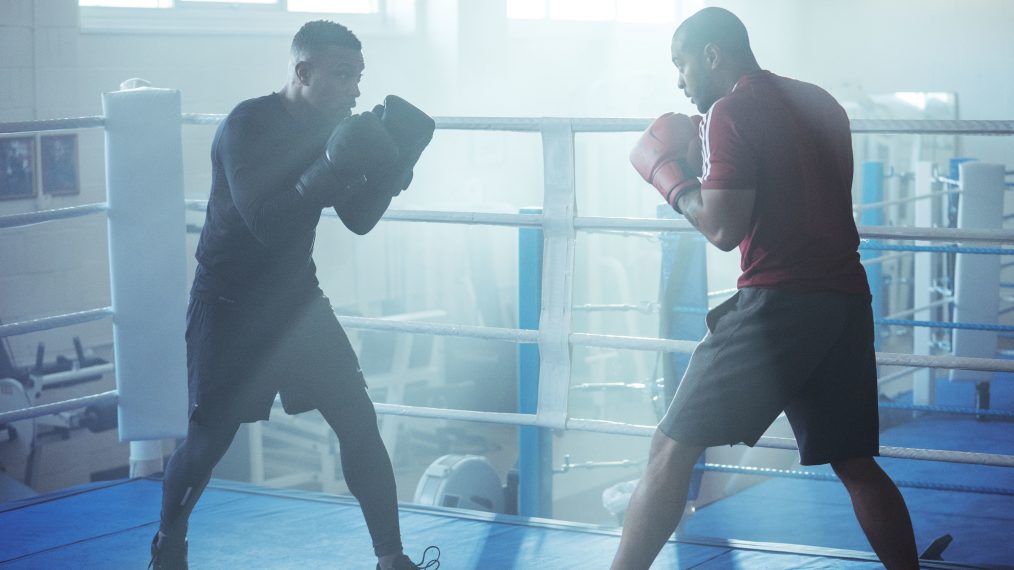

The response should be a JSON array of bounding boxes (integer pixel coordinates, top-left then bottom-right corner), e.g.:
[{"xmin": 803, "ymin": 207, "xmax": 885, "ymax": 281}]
[
  {"xmin": 1, "ymin": 1, "xmax": 104, "ymax": 374},
  {"xmin": 0, "ymin": 2, "xmax": 119, "ymax": 496}
]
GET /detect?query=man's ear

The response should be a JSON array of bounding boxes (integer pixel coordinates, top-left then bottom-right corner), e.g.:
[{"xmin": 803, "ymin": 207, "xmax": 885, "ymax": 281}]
[
  {"xmin": 703, "ymin": 43, "xmax": 720, "ymax": 70},
  {"xmin": 294, "ymin": 61, "xmax": 311, "ymax": 85}
]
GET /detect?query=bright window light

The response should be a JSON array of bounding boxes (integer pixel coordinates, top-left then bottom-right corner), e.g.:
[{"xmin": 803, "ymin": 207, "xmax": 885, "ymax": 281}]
[
  {"xmin": 507, "ymin": 0, "xmax": 545, "ymax": 20},
  {"xmin": 895, "ymin": 92, "xmax": 928, "ymax": 110},
  {"xmin": 508, "ymin": 0, "xmax": 699, "ymax": 23},
  {"xmin": 79, "ymin": 0, "xmax": 172, "ymax": 7},
  {"xmin": 288, "ymin": 0, "xmax": 378, "ymax": 13},
  {"xmin": 549, "ymin": 0, "xmax": 613, "ymax": 21},
  {"xmin": 181, "ymin": 0, "xmax": 275, "ymax": 4},
  {"xmin": 617, "ymin": 0, "xmax": 674, "ymax": 23},
  {"xmin": 80, "ymin": 0, "xmax": 380, "ymax": 9}
]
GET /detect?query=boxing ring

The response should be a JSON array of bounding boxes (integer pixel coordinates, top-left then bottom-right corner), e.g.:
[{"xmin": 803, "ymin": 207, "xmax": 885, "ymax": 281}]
[{"xmin": 1, "ymin": 87, "xmax": 1014, "ymax": 568}]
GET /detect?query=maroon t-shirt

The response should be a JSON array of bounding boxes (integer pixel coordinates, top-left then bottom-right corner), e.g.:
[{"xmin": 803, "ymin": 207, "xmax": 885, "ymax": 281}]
[{"xmin": 701, "ymin": 70, "xmax": 868, "ymax": 294}]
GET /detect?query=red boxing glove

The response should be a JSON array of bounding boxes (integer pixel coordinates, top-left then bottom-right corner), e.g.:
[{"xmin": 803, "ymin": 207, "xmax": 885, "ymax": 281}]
[{"xmin": 629, "ymin": 112, "xmax": 701, "ymax": 214}]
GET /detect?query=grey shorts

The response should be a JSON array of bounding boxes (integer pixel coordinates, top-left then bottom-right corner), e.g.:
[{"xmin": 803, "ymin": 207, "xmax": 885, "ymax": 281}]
[
  {"xmin": 186, "ymin": 293, "xmax": 367, "ymax": 426},
  {"xmin": 658, "ymin": 287, "xmax": 879, "ymax": 465}
]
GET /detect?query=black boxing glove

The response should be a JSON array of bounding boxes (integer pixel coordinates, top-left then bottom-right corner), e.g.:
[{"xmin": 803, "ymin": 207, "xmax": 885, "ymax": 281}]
[
  {"xmin": 370, "ymin": 95, "xmax": 435, "ymax": 194},
  {"xmin": 296, "ymin": 111, "xmax": 400, "ymax": 208}
]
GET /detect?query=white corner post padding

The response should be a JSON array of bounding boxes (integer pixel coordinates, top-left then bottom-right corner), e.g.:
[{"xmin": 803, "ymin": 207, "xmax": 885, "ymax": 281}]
[
  {"xmin": 103, "ymin": 87, "xmax": 189, "ymax": 448},
  {"xmin": 950, "ymin": 162, "xmax": 1005, "ymax": 383},
  {"xmin": 537, "ymin": 119, "xmax": 576, "ymax": 430}
]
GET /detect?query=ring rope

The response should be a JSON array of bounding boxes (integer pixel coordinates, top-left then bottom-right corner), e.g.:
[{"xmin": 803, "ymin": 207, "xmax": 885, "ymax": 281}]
[
  {"xmin": 876, "ymin": 318, "xmax": 1014, "ymax": 333},
  {"xmin": 874, "ymin": 352, "xmax": 1014, "ymax": 373},
  {"xmin": 857, "ymin": 225, "xmax": 1014, "ymax": 245},
  {"xmin": 179, "ymin": 115, "xmax": 1014, "ymax": 135},
  {"xmin": 0, "ymin": 203, "xmax": 109, "ymax": 230},
  {"xmin": 668, "ymin": 306, "xmax": 710, "ymax": 315},
  {"xmin": 336, "ymin": 315, "xmax": 1014, "ymax": 373},
  {"xmin": 0, "ymin": 308, "xmax": 114, "ymax": 338},
  {"xmin": 572, "ymin": 303, "xmax": 659, "ymax": 314},
  {"xmin": 185, "ymin": 200, "xmax": 1014, "ymax": 245},
  {"xmin": 696, "ymin": 463, "xmax": 1014, "ymax": 497},
  {"xmin": 756, "ymin": 436, "xmax": 1014, "ymax": 467},
  {"xmin": 860, "ymin": 242, "xmax": 1014, "ymax": 256},
  {"xmin": 853, "ymin": 188, "xmax": 959, "ymax": 212},
  {"xmin": 337, "ymin": 315, "xmax": 538, "ymax": 343},
  {"xmin": 0, "ymin": 390, "xmax": 118, "ymax": 425},
  {"xmin": 859, "ymin": 252, "xmax": 913, "ymax": 266},
  {"xmin": 883, "ymin": 298, "xmax": 953, "ymax": 320},
  {"xmin": 560, "ymin": 419, "xmax": 1014, "ymax": 467},
  {"xmin": 879, "ymin": 402, "xmax": 1014, "ymax": 419},
  {"xmin": 0, "ymin": 116, "xmax": 105, "ymax": 135}
]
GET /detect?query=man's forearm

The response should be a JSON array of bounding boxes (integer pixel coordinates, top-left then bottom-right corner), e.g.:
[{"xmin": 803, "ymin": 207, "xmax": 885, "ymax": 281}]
[
  {"xmin": 675, "ymin": 186, "xmax": 704, "ymax": 230},
  {"xmin": 675, "ymin": 186, "xmax": 753, "ymax": 252}
]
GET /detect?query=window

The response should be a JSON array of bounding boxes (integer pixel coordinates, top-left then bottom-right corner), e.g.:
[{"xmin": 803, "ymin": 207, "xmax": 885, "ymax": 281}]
[
  {"xmin": 80, "ymin": 0, "xmax": 378, "ymax": 11},
  {"xmin": 507, "ymin": 0, "xmax": 703, "ymax": 24},
  {"xmin": 79, "ymin": 0, "xmax": 402, "ymax": 34}
]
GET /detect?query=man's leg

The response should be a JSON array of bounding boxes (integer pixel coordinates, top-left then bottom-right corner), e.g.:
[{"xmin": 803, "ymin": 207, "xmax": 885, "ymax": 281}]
[
  {"xmin": 831, "ymin": 456, "xmax": 919, "ymax": 570},
  {"xmin": 317, "ymin": 386, "xmax": 404, "ymax": 567},
  {"xmin": 610, "ymin": 431, "xmax": 705, "ymax": 570},
  {"xmin": 159, "ymin": 418, "xmax": 241, "ymax": 539}
]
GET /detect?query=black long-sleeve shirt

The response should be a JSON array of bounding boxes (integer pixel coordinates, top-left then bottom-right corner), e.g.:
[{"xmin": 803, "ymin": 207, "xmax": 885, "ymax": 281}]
[{"xmin": 191, "ymin": 93, "xmax": 336, "ymax": 305}]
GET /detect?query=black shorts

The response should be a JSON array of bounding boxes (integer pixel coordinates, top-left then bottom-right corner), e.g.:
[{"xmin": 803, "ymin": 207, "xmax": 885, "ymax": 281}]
[
  {"xmin": 658, "ymin": 287, "xmax": 879, "ymax": 466},
  {"xmin": 185, "ymin": 293, "xmax": 366, "ymax": 426}
]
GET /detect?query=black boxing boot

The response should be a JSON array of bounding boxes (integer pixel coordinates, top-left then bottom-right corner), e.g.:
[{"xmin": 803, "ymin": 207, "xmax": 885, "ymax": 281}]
[
  {"xmin": 148, "ymin": 530, "xmax": 188, "ymax": 570},
  {"xmin": 376, "ymin": 546, "xmax": 441, "ymax": 570}
]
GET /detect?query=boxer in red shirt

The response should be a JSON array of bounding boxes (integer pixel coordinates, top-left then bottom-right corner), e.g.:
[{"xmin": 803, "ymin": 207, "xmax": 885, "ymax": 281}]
[{"xmin": 614, "ymin": 8, "xmax": 919, "ymax": 569}]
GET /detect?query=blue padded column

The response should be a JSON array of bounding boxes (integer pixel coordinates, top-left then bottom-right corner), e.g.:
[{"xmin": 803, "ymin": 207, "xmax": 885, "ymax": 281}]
[{"xmin": 518, "ymin": 207, "xmax": 552, "ymax": 517}]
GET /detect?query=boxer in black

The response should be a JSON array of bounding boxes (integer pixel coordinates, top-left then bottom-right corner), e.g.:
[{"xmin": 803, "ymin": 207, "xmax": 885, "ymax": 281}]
[{"xmin": 149, "ymin": 20, "xmax": 438, "ymax": 570}]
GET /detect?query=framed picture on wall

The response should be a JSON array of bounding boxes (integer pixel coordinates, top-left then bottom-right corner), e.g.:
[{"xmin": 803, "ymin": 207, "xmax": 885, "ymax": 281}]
[
  {"xmin": 0, "ymin": 136, "xmax": 37, "ymax": 200},
  {"xmin": 41, "ymin": 134, "xmax": 79, "ymax": 196}
]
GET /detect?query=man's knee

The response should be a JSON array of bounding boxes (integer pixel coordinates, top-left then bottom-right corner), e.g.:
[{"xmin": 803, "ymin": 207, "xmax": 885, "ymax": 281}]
[
  {"xmin": 185, "ymin": 419, "xmax": 240, "ymax": 458},
  {"xmin": 830, "ymin": 456, "xmax": 880, "ymax": 482},
  {"xmin": 647, "ymin": 430, "xmax": 704, "ymax": 473},
  {"xmin": 320, "ymin": 389, "xmax": 382, "ymax": 443}
]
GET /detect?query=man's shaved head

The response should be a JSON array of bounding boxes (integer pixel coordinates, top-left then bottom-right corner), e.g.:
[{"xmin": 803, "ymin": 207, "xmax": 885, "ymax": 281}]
[{"xmin": 672, "ymin": 7, "xmax": 753, "ymax": 62}]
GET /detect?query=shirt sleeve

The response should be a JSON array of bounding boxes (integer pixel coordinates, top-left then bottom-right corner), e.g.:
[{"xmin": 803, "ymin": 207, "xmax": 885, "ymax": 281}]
[
  {"xmin": 218, "ymin": 111, "xmax": 319, "ymax": 247},
  {"xmin": 700, "ymin": 99, "xmax": 757, "ymax": 191}
]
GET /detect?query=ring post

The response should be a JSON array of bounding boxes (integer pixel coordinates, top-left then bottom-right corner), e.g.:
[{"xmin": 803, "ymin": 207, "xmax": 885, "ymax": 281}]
[
  {"xmin": 949, "ymin": 163, "xmax": 1004, "ymax": 402},
  {"xmin": 912, "ymin": 162, "xmax": 938, "ymax": 406},
  {"xmin": 946, "ymin": 158, "xmax": 976, "ymax": 229},
  {"xmin": 103, "ymin": 85, "xmax": 189, "ymax": 475},
  {"xmin": 518, "ymin": 206, "xmax": 552, "ymax": 517}
]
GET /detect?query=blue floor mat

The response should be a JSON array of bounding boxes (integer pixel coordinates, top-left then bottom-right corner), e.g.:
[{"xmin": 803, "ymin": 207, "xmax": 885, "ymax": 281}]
[
  {"xmin": 681, "ymin": 379, "xmax": 1014, "ymax": 568},
  {"xmin": 0, "ymin": 477, "xmax": 977, "ymax": 569}
]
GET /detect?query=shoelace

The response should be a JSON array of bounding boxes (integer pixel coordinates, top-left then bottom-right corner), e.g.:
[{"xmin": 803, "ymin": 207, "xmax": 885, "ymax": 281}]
[{"xmin": 414, "ymin": 545, "xmax": 441, "ymax": 569}]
